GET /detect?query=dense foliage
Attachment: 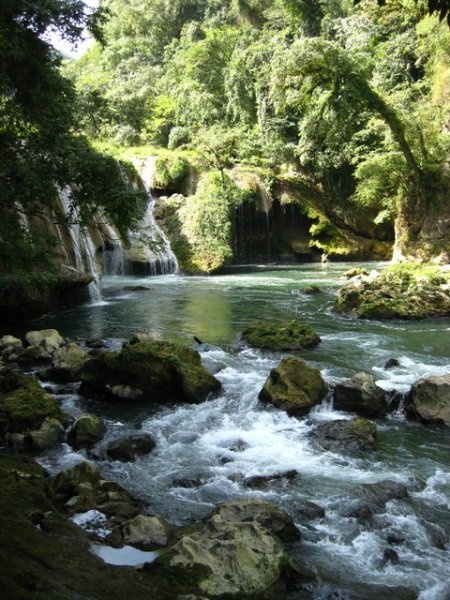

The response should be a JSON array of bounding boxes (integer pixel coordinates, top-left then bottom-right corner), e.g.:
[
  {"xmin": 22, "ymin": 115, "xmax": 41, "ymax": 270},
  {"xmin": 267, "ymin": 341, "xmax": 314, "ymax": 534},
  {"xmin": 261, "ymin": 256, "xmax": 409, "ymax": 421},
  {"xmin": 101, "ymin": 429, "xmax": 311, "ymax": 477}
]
[
  {"xmin": 65, "ymin": 0, "xmax": 449, "ymax": 262},
  {"xmin": 0, "ymin": 0, "xmax": 145, "ymax": 273}
]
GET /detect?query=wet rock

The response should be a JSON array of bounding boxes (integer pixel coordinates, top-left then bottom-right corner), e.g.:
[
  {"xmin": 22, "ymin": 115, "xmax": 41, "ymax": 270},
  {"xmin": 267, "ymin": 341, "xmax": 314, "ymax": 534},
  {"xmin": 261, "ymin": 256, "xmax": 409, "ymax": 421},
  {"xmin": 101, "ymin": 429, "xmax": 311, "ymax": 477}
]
[
  {"xmin": 344, "ymin": 267, "xmax": 369, "ymax": 278},
  {"xmin": 79, "ymin": 339, "xmax": 221, "ymax": 404},
  {"xmin": 25, "ymin": 417, "xmax": 64, "ymax": 453},
  {"xmin": 25, "ymin": 329, "xmax": 64, "ymax": 353},
  {"xmin": 67, "ymin": 414, "xmax": 106, "ymax": 449},
  {"xmin": 360, "ymin": 480, "xmax": 408, "ymax": 507},
  {"xmin": 292, "ymin": 500, "xmax": 325, "ymax": 522},
  {"xmin": 211, "ymin": 498, "xmax": 300, "ymax": 544},
  {"xmin": 384, "ymin": 358, "xmax": 401, "ymax": 370},
  {"xmin": 309, "ymin": 417, "xmax": 377, "ymax": 452},
  {"xmin": 341, "ymin": 502, "xmax": 373, "ymax": 521},
  {"xmin": 383, "ymin": 548, "xmax": 399, "ymax": 564},
  {"xmin": 228, "ymin": 439, "xmax": 249, "ymax": 452},
  {"xmin": 334, "ymin": 372, "xmax": 387, "ymax": 417},
  {"xmin": 421, "ymin": 519, "xmax": 447, "ymax": 549},
  {"xmin": 259, "ymin": 357, "xmax": 326, "ymax": 416},
  {"xmin": 303, "ymin": 286, "xmax": 322, "ymax": 295},
  {"xmin": 173, "ymin": 477, "xmax": 202, "ymax": 488},
  {"xmin": 120, "ymin": 514, "xmax": 171, "ymax": 550},
  {"xmin": 106, "ymin": 433, "xmax": 156, "ymax": 462},
  {"xmin": 49, "ymin": 343, "xmax": 89, "ymax": 382},
  {"xmin": 123, "ymin": 286, "xmax": 151, "ymax": 292},
  {"xmin": 410, "ymin": 374, "xmax": 450, "ymax": 426},
  {"xmin": 243, "ymin": 469, "xmax": 299, "ymax": 488},
  {"xmin": 85, "ymin": 338, "xmax": 107, "ymax": 349},
  {"xmin": 242, "ymin": 319, "xmax": 321, "ymax": 351},
  {"xmin": 386, "ymin": 532, "xmax": 406, "ymax": 545},
  {"xmin": 108, "ymin": 384, "xmax": 144, "ymax": 400}
]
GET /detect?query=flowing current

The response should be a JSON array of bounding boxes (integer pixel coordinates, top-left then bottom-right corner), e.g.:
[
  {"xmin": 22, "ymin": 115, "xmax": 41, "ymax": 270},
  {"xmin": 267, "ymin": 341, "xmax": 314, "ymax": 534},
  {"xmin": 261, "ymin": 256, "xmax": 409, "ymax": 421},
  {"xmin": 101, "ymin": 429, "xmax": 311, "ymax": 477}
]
[{"xmin": 27, "ymin": 264, "xmax": 450, "ymax": 599}]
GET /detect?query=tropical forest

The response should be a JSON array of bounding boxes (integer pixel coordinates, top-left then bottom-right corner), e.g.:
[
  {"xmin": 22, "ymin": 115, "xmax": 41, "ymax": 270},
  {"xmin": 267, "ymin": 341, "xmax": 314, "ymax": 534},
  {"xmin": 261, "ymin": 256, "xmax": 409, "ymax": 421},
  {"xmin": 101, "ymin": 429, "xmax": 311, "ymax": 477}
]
[{"xmin": 0, "ymin": 0, "xmax": 449, "ymax": 598}]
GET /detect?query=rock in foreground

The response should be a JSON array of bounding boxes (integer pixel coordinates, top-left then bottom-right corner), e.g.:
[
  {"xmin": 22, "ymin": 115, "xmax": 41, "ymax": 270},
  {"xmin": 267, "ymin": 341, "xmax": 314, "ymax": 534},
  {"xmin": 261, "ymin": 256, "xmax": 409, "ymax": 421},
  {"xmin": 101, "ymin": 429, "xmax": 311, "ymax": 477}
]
[
  {"xmin": 80, "ymin": 339, "xmax": 221, "ymax": 404},
  {"xmin": 259, "ymin": 357, "xmax": 326, "ymax": 416},
  {"xmin": 410, "ymin": 374, "xmax": 450, "ymax": 427},
  {"xmin": 242, "ymin": 319, "xmax": 321, "ymax": 351}
]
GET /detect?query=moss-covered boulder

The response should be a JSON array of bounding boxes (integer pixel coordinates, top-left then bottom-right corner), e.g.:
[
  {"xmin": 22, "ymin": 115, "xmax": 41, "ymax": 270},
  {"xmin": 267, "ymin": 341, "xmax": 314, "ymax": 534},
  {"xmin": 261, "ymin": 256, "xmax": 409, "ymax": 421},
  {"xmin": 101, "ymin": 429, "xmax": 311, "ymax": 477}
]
[
  {"xmin": 259, "ymin": 357, "xmax": 326, "ymax": 416},
  {"xmin": 49, "ymin": 343, "xmax": 89, "ymax": 382},
  {"xmin": 0, "ymin": 369, "xmax": 62, "ymax": 437},
  {"xmin": 310, "ymin": 417, "xmax": 377, "ymax": 452},
  {"xmin": 106, "ymin": 433, "xmax": 156, "ymax": 461},
  {"xmin": 334, "ymin": 264, "xmax": 450, "ymax": 319},
  {"xmin": 25, "ymin": 417, "xmax": 65, "ymax": 453},
  {"xmin": 410, "ymin": 374, "xmax": 450, "ymax": 427},
  {"xmin": 334, "ymin": 372, "xmax": 387, "ymax": 418},
  {"xmin": 80, "ymin": 339, "xmax": 221, "ymax": 404},
  {"xmin": 67, "ymin": 414, "xmax": 106, "ymax": 449},
  {"xmin": 242, "ymin": 319, "xmax": 321, "ymax": 351}
]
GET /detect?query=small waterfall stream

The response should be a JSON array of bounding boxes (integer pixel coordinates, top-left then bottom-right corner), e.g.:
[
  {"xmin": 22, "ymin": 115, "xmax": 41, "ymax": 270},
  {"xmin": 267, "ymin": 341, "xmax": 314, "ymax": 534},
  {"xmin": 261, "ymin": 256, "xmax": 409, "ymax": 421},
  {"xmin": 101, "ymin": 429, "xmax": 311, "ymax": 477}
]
[
  {"xmin": 128, "ymin": 157, "xmax": 179, "ymax": 275},
  {"xmin": 58, "ymin": 187, "xmax": 103, "ymax": 303}
]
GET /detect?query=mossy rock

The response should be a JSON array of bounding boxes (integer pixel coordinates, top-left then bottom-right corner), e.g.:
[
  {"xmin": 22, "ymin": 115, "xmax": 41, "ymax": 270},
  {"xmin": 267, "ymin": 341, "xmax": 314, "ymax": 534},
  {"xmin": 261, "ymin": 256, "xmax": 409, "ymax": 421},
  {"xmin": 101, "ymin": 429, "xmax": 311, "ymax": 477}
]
[
  {"xmin": 334, "ymin": 264, "xmax": 450, "ymax": 320},
  {"xmin": 0, "ymin": 370, "xmax": 62, "ymax": 435},
  {"xmin": 80, "ymin": 339, "xmax": 221, "ymax": 404},
  {"xmin": 310, "ymin": 417, "xmax": 377, "ymax": 452},
  {"xmin": 410, "ymin": 374, "xmax": 450, "ymax": 427},
  {"xmin": 259, "ymin": 357, "xmax": 326, "ymax": 416},
  {"xmin": 242, "ymin": 320, "xmax": 321, "ymax": 351}
]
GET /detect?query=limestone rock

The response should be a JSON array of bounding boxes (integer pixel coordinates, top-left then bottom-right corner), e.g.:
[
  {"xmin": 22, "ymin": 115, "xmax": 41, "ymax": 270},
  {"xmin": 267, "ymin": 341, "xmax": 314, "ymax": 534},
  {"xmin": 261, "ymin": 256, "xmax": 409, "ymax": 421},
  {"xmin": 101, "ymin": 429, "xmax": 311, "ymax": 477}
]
[
  {"xmin": 50, "ymin": 343, "xmax": 89, "ymax": 382},
  {"xmin": 410, "ymin": 374, "xmax": 450, "ymax": 427},
  {"xmin": 121, "ymin": 514, "xmax": 171, "ymax": 549},
  {"xmin": 67, "ymin": 414, "xmax": 106, "ymax": 449},
  {"xmin": 167, "ymin": 515, "xmax": 285, "ymax": 598},
  {"xmin": 334, "ymin": 372, "xmax": 387, "ymax": 417},
  {"xmin": 0, "ymin": 335, "xmax": 23, "ymax": 350},
  {"xmin": 80, "ymin": 339, "xmax": 221, "ymax": 404},
  {"xmin": 310, "ymin": 417, "xmax": 377, "ymax": 452},
  {"xmin": 211, "ymin": 498, "xmax": 300, "ymax": 544},
  {"xmin": 242, "ymin": 319, "xmax": 321, "ymax": 351},
  {"xmin": 25, "ymin": 329, "xmax": 64, "ymax": 353},
  {"xmin": 259, "ymin": 357, "xmax": 326, "ymax": 416}
]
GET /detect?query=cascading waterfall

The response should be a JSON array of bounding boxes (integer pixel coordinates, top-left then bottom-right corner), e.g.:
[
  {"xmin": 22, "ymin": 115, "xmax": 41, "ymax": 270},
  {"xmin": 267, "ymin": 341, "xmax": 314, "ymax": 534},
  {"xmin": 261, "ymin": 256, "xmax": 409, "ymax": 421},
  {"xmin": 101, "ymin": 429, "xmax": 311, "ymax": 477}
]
[
  {"xmin": 100, "ymin": 219, "xmax": 124, "ymax": 276},
  {"xmin": 128, "ymin": 157, "xmax": 178, "ymax": 275},
  {"xmin": 58, "ymin": 187, "xmax": 103, "ymax": 303}
]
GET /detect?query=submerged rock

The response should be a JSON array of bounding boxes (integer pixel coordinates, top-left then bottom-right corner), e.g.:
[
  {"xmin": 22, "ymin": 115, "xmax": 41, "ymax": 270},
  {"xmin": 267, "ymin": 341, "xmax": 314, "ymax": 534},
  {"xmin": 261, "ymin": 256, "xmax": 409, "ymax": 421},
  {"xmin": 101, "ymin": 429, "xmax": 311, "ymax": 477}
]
[
  {"xmin": 334, "ymin": 372, "xmax": 387, "ymax": 417},
  {"xmin": 243, "ymin": 469, "xmax": 299, "ymax": 488},
  {"xmin": 259, "ymin": 357, "xmax": 326, "ymax": 416},
  {"xmin": 410, "ymin": 374, "xmax": 450, "ymax": 427},
  {"xmin": 359, "ymin": 480, "xmax": 409, "ymax": 507},
  {"xmin": 79, "ymin": 339, "xmax": 221, "ymax": 404},
  {"xmin": 242, "ymin": 319, "xmax": 321, "ymax": 351},
  {"xmin": 310, "ymin": 417, "xmax": 377, "ymax": 452},
  {"xmin": 67, "ymin": 414, "xmax": 106, "ymax": 449},
  {"xmin": 106, "ymin": 434, "xmax": 156, "ymax": 462}
]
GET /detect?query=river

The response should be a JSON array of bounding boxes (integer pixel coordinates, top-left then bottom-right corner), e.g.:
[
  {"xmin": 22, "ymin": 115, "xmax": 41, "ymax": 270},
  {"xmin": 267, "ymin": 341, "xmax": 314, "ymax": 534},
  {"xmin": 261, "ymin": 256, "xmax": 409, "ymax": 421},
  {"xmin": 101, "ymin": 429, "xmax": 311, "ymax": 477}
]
[{"xmin": 23, "ymin": 263, "xmax": 450, "ymax": 599}]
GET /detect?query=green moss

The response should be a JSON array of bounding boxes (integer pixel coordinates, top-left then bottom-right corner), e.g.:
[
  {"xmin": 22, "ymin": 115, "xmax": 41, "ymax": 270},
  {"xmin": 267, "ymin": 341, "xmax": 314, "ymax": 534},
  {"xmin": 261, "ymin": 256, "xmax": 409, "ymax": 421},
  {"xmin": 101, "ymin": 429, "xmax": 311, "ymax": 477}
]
[
  {"xmin": 242, "ymin": 320, "xmax": 321, "ymax": 351},
  {"xmin": 0, "ymin": 374, "xmax": 62, "ymax": 434}
]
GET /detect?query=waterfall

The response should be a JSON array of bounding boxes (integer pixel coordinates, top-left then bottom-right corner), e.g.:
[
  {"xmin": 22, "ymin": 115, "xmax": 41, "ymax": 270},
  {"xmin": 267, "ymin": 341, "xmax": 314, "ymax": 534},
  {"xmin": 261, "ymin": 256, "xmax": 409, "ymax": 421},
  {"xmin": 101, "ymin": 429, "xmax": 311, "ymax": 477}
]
[
  {"xmin": 100, "ymin": 219, "xmax": 124, "ymax": 276},
  {"xmin": 128, "ymin": 157, "xmax": 178, "ymax": 275},
  {"xmin": 58, "ymin": 187, "xmax": 103, "ymax": 303}
]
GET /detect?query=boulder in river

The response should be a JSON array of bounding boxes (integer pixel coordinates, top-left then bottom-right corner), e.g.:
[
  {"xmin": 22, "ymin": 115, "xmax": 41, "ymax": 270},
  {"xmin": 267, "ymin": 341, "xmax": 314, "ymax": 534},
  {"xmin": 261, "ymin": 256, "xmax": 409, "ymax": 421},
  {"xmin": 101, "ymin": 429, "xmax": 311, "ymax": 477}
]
[
  {"xmin": 119, "ymin": 514, "xmax": 172, "ymax": 550},
  {"xmin": 242, "ymin": 319, "xmax": 321, "ymax": 351},
  {"xmin": 162, "ymin": 498, "xmax": 298, "ymax": 598},
  {"xmin": 67, "ymin": 414, "xmax": 106, "ymax": 449},
  {"xmin": 49, "ymin": 342, "xmax": 89, "ymax": 382},
  {"xmin": 79, "ymin": 339, "xmax": 221, "ymax": 404},
  {"xmin": 310, "ymin": 417, "xmax": 377, "ymax": 452},
  {"xmin": 409, "ymin": 374, "xmax": 450, "ymax": 427},
  {"xmin": 25, "ymin": 417, "xmax": 64, "ymax": 453},
  {"xmin": 25, "ymin": 329, "xmax": 64, "ymax": 353},
  {"xmin": 106, "ymin": 433, "xmax": 156, "ymax": 462},
  {"xmin": 259, "ymin": 357, "xmax": 326, "ymax": 416},
  {"xmin": 333, "ymin": 372, "xmax": 387, "ymax": 417}
]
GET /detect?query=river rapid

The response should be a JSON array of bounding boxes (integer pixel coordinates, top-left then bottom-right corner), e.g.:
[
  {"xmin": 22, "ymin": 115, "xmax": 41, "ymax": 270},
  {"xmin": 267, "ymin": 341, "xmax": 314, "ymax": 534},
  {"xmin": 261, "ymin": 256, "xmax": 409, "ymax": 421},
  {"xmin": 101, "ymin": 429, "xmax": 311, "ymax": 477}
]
[{"xmin": 22, "ymin": 263, "xmax": 450, "ymax": 599}]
